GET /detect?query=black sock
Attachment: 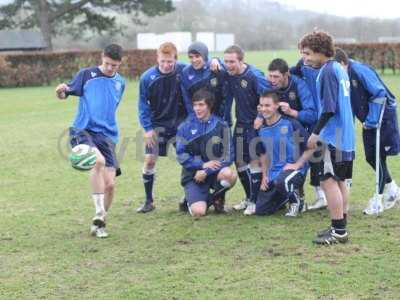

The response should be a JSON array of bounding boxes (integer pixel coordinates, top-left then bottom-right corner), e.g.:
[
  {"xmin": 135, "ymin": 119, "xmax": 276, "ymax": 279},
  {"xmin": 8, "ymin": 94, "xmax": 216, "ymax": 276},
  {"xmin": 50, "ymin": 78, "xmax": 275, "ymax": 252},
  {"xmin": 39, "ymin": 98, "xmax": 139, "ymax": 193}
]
[
  {"xmin": 215, "ymin": 180, "xmax": 231, "ymax": 195},
  {"xmin": 288, "ymin": 191, "xmax": 300, "ymax": 204},
  {"xmin": 143, "ymin": 173, "xmax": 154, "ymax": 205},
  {"xmin": 331, "ymin": 219, "xmax": 346, "ymax": 235},
  {"xmin": 211, "ymin": 181, "xmax": 229, "ymax": 200},
  {"xmin": 250, "ymin": 171, "xmax": 262, "ymax": 203},
  {"xmin": 207, "ymin": 192, "xmax": 226, "ymax": 208},
  {"xmin": 238, "ymin": 168, "xmax": 251, "ymax": 200},
  {"xmin": 343, "ymin": 213, "xmax": 347, "ymax": 227}
]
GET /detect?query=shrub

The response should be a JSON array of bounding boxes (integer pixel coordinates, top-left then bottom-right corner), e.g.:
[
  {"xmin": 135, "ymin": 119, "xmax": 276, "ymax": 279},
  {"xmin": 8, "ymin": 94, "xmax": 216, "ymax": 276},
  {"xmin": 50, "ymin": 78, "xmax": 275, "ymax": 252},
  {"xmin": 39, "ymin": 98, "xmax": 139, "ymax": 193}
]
[
  {"xmin": 0, "ymin": 49, "xmax": 156, "ymax": 87},
  {"xmin": 336, "ymin": 43, "xmax": 399, "ymax": 74}
]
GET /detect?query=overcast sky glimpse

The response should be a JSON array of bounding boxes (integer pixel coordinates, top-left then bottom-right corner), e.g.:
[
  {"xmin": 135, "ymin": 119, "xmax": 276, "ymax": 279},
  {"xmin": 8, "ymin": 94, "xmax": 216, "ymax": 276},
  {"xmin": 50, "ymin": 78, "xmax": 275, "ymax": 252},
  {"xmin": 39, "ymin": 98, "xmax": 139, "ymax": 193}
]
[
  {"xmin": 0, "ymin": 0, "xmax": 398, "ymax": 19},
  {"xmin": 275, "ymin": 0, "xmax": 398, "ymax": 19}
]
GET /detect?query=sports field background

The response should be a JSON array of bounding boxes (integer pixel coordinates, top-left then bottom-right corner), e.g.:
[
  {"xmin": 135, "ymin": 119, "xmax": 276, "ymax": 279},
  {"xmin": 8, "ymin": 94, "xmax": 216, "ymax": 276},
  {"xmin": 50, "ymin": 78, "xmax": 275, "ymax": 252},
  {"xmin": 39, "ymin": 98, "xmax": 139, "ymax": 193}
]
[{"xmin": 1, "ymin": 50, "xmax": 400, "ymax": 299}]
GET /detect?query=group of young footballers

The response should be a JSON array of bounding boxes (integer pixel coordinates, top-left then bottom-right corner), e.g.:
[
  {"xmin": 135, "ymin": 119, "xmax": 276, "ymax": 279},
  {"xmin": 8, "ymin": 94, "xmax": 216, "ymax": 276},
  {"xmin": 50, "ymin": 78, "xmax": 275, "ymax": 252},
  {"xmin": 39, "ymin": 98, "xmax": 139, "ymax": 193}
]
[{"xmin": 55, "ymin": 30, "xmax": 400, "ymax": 245}]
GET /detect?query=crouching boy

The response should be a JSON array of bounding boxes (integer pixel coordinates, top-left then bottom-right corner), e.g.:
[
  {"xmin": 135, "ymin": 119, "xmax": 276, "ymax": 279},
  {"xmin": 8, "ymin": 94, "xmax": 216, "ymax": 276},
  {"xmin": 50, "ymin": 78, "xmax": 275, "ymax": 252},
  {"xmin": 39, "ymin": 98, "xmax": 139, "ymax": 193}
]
[{"xmin": 176, "ymin": 89, "xmax": 237, "ymax": 217}]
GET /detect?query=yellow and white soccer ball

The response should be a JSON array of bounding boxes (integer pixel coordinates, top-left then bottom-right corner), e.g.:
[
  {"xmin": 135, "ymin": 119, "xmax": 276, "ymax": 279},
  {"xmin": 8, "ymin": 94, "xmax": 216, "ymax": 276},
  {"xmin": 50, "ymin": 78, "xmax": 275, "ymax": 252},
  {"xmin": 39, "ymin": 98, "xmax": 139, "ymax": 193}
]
[{"xmin": 69, "ymin": 144, "xmax": 97, "ymax": 171}]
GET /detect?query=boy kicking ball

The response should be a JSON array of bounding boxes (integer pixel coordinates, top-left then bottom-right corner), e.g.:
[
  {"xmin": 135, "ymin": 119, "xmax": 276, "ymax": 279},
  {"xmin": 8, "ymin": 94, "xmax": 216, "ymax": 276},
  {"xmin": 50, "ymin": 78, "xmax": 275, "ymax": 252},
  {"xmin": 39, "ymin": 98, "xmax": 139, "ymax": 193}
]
[{"xmin": 56, "ymin": 44, "xmax": 126, "ymax": 238}]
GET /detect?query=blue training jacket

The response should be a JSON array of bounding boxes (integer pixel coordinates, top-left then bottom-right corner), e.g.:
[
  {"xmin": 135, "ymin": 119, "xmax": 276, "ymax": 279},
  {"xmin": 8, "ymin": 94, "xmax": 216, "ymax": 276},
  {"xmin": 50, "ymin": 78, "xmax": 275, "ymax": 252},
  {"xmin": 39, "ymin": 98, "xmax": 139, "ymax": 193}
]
[
  {"xmin": 181, "ymin": 61, "xmax": 232, "ymax": 125},
  {"xmin": 66, "ymin": 66, "xmax": 125, "ymax": 144},
  {"xmin": 273, "ymin": 74, "xmax": 317, "ymax": 128},
  {"xmin": 258, "ymin": 116, "xmax": 309, "ymax": 182},
  {"xmin": 290, "ymin": 59, "xmax": 321, "ymax": 115},
  {"xmin": 138, "ymin": 62, "xmax": 187, "ymax": 132},
  {"xmin": 176, "ymin": 114, "xmax": 234, "ymax": 185},
  {"xmin": 347, "ymin": 59, "xmax": 397, "ymax": 128},
  {"xmin": 224, "ymin": 64, "xmax": 271, "ymax": 125}
]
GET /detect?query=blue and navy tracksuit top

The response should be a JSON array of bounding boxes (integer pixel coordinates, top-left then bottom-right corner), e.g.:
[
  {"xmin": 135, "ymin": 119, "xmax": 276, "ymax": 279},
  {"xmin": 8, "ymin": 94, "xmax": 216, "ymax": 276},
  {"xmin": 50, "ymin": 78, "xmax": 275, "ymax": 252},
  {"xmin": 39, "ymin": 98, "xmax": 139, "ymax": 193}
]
[
  {"xmin": 259, "ymin": 116, "xmax": 309, "ymax": 182},
  {"xmin": 273, "ymin": 75, "xmax": 317, "ymax": 129},
  {"xmin": 347, "ymin": 59, "xmax": 397, "ymax": 127},
  {"xmin": 181, "ymin": 62, "xmax": 232, "ymax": 125},
  {"xmin": 176, "ymin": 114, "xmax": 234, "ymax": 185},
  {"xmin": 138, "ymin": 62, "xmax": 187, "ymax": 133},
  {"xmin": 290, "ymin": 59, "xmax": 321, "ymax": 115},
  {"xmin": 224, "ymin": 65, "xmax": 270, "ymax": 126}
]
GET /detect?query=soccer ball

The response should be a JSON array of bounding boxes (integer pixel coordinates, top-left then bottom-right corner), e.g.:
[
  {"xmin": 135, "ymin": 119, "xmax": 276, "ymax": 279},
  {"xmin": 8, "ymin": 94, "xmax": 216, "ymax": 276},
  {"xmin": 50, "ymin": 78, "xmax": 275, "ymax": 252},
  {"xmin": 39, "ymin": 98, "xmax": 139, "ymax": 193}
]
[{"xmin": 69, "ymin": 144, "xmax": 97, "ymax": 171}]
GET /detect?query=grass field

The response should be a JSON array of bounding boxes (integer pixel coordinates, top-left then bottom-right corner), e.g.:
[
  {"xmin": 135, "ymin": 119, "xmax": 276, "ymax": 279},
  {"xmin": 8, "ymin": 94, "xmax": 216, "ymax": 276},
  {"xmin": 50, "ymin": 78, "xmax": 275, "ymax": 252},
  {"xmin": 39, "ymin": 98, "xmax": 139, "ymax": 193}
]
[{"xmin": 1, "ymin": 50, "xmax": 400, "ymax": 299}]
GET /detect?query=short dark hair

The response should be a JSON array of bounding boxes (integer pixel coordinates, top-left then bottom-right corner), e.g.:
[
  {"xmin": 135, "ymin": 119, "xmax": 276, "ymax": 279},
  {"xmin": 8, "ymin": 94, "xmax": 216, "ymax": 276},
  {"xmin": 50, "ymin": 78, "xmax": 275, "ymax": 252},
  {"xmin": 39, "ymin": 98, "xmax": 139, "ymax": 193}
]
[
  {"xmin": 299, "ymin": 31, "xmax": 335, "ymax": 58},
  {"xmin": 268, "ymin": 58, "xmax": 289, "ymax": 74},
  {"xmin": 260, "ymin": 91, "xmax": 280, "ymax": 104},
  {"xmin": 224, "ymin": 45, "xmax": 244, "ymax": 61},
  {"xmin": 103, "ymin": 44, "xmax": 123, "ymax": 61},
  {"xmin": 334, "ymin": 47, "xmax": 349, "ymax": 65},
  {"xmin": 192, "ymin": 88, "xmax": 215, "ymax": 111}
]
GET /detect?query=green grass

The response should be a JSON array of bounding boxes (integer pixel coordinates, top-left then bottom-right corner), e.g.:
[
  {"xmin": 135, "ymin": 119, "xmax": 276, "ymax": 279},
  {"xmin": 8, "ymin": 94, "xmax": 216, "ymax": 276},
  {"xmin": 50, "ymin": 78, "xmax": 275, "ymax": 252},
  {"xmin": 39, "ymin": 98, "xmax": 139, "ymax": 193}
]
[{"xmin": 1, "ymin": 50, "xmax": 400, "ymax": 299}]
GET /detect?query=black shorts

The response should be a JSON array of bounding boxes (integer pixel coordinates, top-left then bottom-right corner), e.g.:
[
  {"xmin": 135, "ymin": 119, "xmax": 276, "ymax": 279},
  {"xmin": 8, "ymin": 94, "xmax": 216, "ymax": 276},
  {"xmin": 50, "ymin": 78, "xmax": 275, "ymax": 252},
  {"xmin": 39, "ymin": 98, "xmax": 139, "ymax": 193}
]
[
  {"xmin": 233, "ymin": 124, "xmax": 263, "ymax": 163},
  {"xmin": 145, "ymin": 127, "xmax": 177, "ymax": 157},
  {"xmin": 321, "ymin": 145, "xmax": 353, "ymax": 182}
]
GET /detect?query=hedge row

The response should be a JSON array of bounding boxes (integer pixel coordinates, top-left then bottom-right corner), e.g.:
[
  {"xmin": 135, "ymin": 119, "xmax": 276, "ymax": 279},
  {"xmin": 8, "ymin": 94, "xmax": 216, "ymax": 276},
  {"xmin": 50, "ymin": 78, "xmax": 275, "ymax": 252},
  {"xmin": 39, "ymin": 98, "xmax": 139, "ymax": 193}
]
[
  {"xmin": 0, "ymin": 49, "xmax": 157, "ymax": 87},
  {"xmin": 336, "ymin": 43, "xmax": 399, "ymax": 74}
]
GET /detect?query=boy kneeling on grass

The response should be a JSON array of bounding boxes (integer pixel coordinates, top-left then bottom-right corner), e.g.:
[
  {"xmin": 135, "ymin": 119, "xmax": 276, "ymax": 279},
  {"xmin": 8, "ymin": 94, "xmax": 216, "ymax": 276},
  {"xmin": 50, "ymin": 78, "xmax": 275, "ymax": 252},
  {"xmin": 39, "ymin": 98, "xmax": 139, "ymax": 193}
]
[
  {"xmin": 250, "ymin": 92, "xmax": 312, "ymax": 218},
  {"xmin": 176, "ymin": 89, "xmax": 237, "ymax": 217}
]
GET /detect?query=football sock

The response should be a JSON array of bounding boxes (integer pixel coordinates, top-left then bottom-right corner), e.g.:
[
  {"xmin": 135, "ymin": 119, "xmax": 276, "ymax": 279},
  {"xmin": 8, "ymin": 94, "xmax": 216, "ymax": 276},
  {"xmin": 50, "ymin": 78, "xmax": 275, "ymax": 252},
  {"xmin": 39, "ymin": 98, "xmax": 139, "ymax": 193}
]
[
  {"xmin": 331, "ymin": 218, "xmax": 346, "ymax": 235},
  {"xmin": 212, "ymin": 180, "xmax": 231, "ymax": 199},
  {"xmin": 92, "ymin": 193, "xmax": 105, "ymax": 216},
  {"xmin": 386, "ymin": 180, "xmax": 398, "ymax": 197},
  {"xmin": 143, "ymin": 168, "xmax": 155, "ymax": 205},
  {"xmin": 314, "ymin": 186, "xmax": 325, "ymax": 199},
  {"xmin": 237, "ymin": 165, "xmax": 251, "ymax": 200},
  {"xmin": 249, "ymin": 166, "xmax": 262, "ymax": 203}
]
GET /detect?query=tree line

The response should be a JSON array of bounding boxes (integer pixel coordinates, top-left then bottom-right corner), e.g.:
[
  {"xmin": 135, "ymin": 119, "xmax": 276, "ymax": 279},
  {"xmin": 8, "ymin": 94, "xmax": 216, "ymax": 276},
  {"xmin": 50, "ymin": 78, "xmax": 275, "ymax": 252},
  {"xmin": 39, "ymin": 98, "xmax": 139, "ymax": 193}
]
[{"xmin": 1, "ymin": 0, "xmax": 399, "ymax": 50}]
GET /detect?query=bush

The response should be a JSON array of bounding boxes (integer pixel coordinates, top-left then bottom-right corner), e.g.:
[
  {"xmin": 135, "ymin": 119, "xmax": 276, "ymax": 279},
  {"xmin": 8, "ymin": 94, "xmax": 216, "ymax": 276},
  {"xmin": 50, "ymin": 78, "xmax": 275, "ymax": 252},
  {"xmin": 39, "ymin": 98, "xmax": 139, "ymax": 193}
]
[
  {"xmin": 0, "ymin": 49, "xmax": 156, "ymax": 87},
  {"xmin": 336, "ymin": 43, "xmax": 400, "ymax": 74}
]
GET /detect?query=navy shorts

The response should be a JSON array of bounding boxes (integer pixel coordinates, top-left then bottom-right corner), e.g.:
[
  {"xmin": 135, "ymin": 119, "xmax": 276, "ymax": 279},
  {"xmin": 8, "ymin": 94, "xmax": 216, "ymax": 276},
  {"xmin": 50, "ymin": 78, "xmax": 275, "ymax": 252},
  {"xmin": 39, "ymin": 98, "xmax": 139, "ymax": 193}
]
[
  {"xmin": 363, "ymin": 108, "xmax": 400, "ymax": 158},
  {"xmin": 69, "ymin": 128, "xmax": 119, "ymax": 170},
  {"xmin": 321, "ymin": 145, "xmax": 353, "ymax": 182},
  {"xmin": 145, "ymin": 127, "xmax": 177, "ymax": 157},
  {"xmin": 184, "ymin": 174, "xmax": 218, "ymax": 206},
  {"xmin": 233, "ymin": 124, "xmax": 263, "ymax": 163}
]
